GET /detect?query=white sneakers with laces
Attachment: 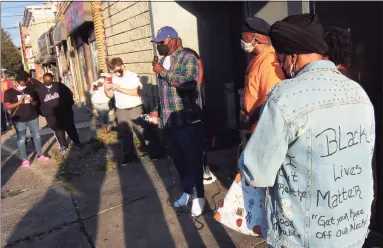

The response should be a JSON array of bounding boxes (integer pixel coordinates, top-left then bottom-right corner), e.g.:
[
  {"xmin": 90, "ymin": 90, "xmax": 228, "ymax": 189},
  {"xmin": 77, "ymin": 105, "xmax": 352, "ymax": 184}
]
[
  {"xmin": 173, "ymin": 193, "xmax": 206, "ymax": 217},
  {"xmin": 191, "ymin": 198, "xmax": 206, "ymax": 217}
]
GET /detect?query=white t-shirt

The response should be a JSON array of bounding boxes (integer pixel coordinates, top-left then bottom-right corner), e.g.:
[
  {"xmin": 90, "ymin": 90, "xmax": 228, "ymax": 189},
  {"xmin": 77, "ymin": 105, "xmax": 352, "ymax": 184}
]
[
  {"xmin": 163, "ymin": 56, "xmax": 171, "ymax": 70},
  {"xmin": 90, "ymin": 79, "xmax": 110, "ymax": 104},
  {"xmin": 113, "ymin": 71, "xmax": 142, "ymax": 109}
]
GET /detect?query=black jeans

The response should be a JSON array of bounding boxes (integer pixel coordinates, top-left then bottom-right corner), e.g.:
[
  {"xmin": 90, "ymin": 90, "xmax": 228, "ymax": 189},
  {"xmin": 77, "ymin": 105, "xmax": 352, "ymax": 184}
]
[
  {"xmin": 165, "ymin": 122, "xmax": 205, "ymax": 198},
  {"xmin": 45, "ymin": 109, "xmax": 81, "ymax": 148}
]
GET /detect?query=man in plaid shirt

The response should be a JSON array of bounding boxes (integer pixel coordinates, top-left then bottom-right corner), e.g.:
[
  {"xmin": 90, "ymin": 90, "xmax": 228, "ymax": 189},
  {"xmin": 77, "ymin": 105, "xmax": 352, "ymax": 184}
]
[{"xmin": 150, "ymin": 26, "xmax": 205, "ymax": 216}]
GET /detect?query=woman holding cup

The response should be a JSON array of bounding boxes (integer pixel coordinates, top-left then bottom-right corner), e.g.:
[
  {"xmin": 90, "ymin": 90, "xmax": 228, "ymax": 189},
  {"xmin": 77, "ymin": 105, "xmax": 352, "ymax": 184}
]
[{"xmin": 4, "ymin": 73, "xmax": 49, "ymax": 168}]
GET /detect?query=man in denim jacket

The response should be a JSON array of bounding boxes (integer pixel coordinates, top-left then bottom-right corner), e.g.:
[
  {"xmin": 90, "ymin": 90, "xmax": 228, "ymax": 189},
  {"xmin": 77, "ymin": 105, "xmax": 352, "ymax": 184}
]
[{"xmin": 239, "ymin": 14, "xmax": 375, "ymax": 248}]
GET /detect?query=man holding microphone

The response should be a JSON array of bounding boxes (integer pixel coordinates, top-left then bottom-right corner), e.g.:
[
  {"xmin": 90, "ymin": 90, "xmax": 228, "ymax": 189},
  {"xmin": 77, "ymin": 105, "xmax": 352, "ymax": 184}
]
[{"xmin": 150, "ymin": 26, "xmax": 205, "ymax": 216}]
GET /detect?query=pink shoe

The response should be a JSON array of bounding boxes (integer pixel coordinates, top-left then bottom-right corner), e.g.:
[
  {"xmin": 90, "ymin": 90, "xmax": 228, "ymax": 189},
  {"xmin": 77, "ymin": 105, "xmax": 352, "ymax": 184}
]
[
  {"xmin": 37, "ymin": 155, "xmax": 50, "ymax": 162},
  {"xmin": 21, "ymin": 160, "xmax": 31, "ymax": 168}
]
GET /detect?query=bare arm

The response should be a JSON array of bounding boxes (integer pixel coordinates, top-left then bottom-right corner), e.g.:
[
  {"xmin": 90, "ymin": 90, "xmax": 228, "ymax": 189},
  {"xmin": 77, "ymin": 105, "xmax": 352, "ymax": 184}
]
[
  {"xmin": 115, "ymin": 86, "xmax": 141, "ymax": 96},
  {"xmin": 4, "ymin": 99, "xmax": 23, "ymax": 110},
  {"xmin": 104, "ymin": 83, "xmax": 115, "ymax": 99}
]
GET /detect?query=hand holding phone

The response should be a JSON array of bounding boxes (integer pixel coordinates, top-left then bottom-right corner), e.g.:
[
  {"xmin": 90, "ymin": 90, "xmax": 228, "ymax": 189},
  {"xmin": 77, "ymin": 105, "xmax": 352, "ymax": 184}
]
[{"xmin": 18, "ymin": 95, "xmax": 26, "ymax": 103}]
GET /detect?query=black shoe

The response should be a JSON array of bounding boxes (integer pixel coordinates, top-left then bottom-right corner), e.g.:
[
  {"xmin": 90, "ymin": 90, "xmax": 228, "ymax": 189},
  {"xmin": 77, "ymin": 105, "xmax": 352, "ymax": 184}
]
[
  {"xmin": 149, "ymin": 151, "xmax": 164, "ymax": 160},
  {"xmin": 123, "ymin": 154, "xmax": 139, "ymax": 164}
]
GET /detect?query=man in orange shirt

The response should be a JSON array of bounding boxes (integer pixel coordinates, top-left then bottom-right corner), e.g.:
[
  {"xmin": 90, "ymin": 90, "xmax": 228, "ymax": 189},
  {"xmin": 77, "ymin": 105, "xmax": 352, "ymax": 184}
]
[{"xmin": 240, "ymin": 17, "xmax": 285, "ymax": 133}]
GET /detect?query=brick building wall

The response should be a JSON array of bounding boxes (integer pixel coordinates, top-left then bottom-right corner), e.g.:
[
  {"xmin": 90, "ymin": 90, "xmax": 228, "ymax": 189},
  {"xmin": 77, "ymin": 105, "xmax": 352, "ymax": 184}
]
[{"xmin": 101, "ymin": 1, "xmax": 158, "ymax": 111}]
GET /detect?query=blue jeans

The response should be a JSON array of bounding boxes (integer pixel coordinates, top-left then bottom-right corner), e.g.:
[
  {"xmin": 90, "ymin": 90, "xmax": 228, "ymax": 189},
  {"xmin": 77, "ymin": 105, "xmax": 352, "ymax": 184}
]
[{"xmin": 14, "ymin": 117, "xmax": 43, "ymax": 161}]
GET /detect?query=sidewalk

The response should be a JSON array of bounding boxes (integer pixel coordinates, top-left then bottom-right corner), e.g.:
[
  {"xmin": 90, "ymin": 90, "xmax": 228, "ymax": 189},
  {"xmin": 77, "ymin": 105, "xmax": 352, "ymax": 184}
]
[{"xmin": 1, "ymin": 106, "xmax": 266, "ymax": 248}]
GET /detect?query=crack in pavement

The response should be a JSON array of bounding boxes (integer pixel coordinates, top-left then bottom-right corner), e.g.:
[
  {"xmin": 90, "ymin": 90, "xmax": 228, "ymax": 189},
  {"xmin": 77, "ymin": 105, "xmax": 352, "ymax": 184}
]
[
  {"xmin": 4, "ymin": 194, "xmax": 148, "ymax": 247},
  {"xmin": 70, "ymin": 191, "xmax": 96, "ymax": 248},
  {"xmin": 5, "ymin": 220, "xmax": 80, "ymax": 248}
]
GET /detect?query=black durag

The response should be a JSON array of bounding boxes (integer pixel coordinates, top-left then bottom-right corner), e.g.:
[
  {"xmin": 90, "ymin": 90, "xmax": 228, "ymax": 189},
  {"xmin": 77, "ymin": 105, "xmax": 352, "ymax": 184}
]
[{"xmin": 269, "ymin": 14, "xmax": 327, "ymax": 55}]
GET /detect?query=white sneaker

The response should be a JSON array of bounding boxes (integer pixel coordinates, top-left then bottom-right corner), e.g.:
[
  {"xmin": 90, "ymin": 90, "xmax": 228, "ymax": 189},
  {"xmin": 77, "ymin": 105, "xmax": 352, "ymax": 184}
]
[
  {"xmin": 173, "ymin": 192, "xmax": 191, "ymax": 208},
  {"xmin": 191, "ymin": 198, "xmax": 206, "ymax": 217},
  {"xmin": 203, "ymin": 165, "xmax": 217, "ymax": 185}
]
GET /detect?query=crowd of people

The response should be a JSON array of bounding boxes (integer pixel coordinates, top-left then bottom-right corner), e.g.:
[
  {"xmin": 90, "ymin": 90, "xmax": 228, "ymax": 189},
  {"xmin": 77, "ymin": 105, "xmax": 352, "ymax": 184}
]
[
  {"xmin": 1, "ymin": 12, "xmax": 375, "ymax": 247},
  {"xmin": 147, "ymin": 14, "xmax": 374, "ymax": 248}
]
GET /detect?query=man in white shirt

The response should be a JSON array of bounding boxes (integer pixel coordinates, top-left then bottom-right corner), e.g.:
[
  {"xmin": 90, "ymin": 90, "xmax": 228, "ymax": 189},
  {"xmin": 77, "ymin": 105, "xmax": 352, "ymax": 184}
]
[{"xmin": 104, "ymin": 57, "xmax": 145, "ymax": 163}]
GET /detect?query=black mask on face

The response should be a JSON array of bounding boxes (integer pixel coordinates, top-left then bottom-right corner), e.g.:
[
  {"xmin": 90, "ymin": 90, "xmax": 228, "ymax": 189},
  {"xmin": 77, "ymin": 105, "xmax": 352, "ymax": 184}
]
[
  {"xmin": 157, "ymin": 45, "xmax": 170, "ymax": 56},
  {"xmin": 44, "ymin": 81, "xmax": 53, "ymax": 87},
  {"xmin": 116, "ymin": 69, "xmax": 124, "ymax": 77}
]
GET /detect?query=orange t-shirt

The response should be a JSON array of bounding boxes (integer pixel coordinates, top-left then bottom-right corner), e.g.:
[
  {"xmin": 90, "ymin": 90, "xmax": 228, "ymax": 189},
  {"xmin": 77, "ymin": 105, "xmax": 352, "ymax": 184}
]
[{"xmin": 243, "ymin": 46, "xmax": 285, "ymax": 132}]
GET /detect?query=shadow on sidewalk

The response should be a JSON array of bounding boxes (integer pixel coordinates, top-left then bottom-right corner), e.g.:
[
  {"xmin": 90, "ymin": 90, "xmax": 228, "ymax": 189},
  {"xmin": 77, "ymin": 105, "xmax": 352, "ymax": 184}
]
[
  {"xmin": 4, "ymin": 126, "xmax": 177, "ymax": 247},
  {"xmin": 1, "ymin": 131, "xmax": 55, "ymax": 189},
  {"xmin": 4, "ymin": 123, "xmax": 241, "ymax": 248}
]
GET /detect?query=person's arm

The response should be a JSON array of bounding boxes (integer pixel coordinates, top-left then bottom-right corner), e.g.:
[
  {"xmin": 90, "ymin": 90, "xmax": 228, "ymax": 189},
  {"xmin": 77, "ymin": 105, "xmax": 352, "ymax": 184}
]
[
  {"xmin": 114, "ymin": 86, "xmax": 140, "ymax": 96},
  {"xmin": 89, "ymin": 82, "xmax": 98, "ymax": 95},
  {"xmin": 240, "ymin": 67, "xmax": 260, "ymax": 129},
  {"xmin": 4, "ymin": 92, "xmax": 23, "ymax": 110},
  {"xmin": 243, "ymin": 63, "xmax": 285, "ymax": 126},
  {"xmin": 60, "ymin": 83, "xmax": 74, "ymax": 107},
  {"xmin": 160, "ymin": 56, "xmax": 198, "ymax": 90},
  {"xmin": 104, "ymin": 83, "xmax": 115, "ymax": 99},
  {"xmin": 239, "ymin": 98, "xmax": 292, "ymax": 187},
  {"xmin": 4, "ymin": 100, "xmax": 22, "ymax": 110},
  {"xmin": 30, "ymin": 98, "xmax": 37, "ymax": 106},
  {"xmin": 30, "ymin": 88, "xmax": 41, "ymax": 107},
  {"xmin": 197, "ymin": 60, "xmax": 204, "ymax": 86},
  {"xmin": 114, "ymin": 73, "xmax": 142, "ymax": 96}
]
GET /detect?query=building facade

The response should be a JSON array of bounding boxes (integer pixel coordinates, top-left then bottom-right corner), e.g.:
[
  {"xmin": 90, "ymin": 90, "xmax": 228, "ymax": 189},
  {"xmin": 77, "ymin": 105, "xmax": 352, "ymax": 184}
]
[
  {"xmin": 22, "ymin": 5, "xmax": 56, "ymax": 79},
  {"xmin": 100, "ymin": 1, "xmax": 307, "ymax": 136}
]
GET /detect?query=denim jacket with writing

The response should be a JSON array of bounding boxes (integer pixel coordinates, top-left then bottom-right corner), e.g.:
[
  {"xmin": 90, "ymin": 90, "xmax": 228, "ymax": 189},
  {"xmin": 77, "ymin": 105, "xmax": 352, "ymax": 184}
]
[{"xmin": 240, "ymin": 60, "xmax": 375, "ymax": 248}]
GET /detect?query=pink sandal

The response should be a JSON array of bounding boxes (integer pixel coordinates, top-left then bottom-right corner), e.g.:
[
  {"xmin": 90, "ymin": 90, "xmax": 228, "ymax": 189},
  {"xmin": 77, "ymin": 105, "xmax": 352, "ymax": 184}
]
[{"xmin": 21, "ymin": 160, "xmax": 31, "ymax": 168}]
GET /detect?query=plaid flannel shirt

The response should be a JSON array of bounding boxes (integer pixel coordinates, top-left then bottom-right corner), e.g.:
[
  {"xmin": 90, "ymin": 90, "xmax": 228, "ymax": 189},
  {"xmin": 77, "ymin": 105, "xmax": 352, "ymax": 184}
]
[{"xmin": 156, "ymin": 47, "xmax": 200, "ymax": 128}]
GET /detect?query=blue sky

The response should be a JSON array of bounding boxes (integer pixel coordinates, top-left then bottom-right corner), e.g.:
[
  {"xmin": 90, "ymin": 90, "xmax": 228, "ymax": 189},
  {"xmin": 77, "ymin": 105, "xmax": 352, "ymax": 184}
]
[{"xmin": 1, "ymin": 1, "xmax": 43, "ymax": 47}]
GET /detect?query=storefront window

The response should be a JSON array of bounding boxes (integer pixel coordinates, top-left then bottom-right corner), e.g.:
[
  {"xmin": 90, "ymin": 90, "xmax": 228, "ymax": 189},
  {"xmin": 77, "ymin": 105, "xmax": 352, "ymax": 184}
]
[
  {"xmin": 78, "ymin": 46, "xmax": 88, "ymax": 91},
  {"xmin": 90, "ymin": 40, "xmax": 99, "ymax": 78}
]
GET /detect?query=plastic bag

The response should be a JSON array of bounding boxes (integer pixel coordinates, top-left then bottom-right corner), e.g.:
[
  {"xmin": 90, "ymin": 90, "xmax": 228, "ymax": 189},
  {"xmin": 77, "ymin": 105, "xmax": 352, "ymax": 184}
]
[{"xmin": 214, "ymin": 173, "xmax": 266, "ymax": 236}]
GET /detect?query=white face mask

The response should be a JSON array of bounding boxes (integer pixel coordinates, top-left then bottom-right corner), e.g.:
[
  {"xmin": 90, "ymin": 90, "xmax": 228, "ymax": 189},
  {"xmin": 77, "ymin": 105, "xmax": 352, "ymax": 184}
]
[
  {"xmin": 17, "ymin": 85, "xmax": 26, "ymax": 91},
  {"xmin": 289, "ymin": 64, "xmax": 296, "ymax": 78},
  {"xmin": 241, "ymin": 39, "xmax": 257, "ymax": 53}
]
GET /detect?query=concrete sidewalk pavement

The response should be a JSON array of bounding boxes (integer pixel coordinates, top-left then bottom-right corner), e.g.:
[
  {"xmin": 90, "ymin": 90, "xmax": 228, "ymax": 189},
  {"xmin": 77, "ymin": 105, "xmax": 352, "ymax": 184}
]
[
  {"xmin": 1, "ymin": 105, "xmax": 266, "ymax": 248},
  {"xmin": 2, "ymin": 150, "xmax": 266, "ymax": 248}
]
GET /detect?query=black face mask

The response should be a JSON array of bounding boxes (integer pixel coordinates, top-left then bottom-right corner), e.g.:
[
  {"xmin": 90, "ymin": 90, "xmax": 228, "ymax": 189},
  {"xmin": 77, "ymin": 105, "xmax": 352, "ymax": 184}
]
[
  {"xmin": 157, "ymin": 45, "xmax": 170, "ymax": 56},
  {"xmin": 115, "ymin": 69, "xmax": 124, "ymax": 77},
  {"xmin": 44, "ymin": 81, "xmax": 53, "ymax": 87}
]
